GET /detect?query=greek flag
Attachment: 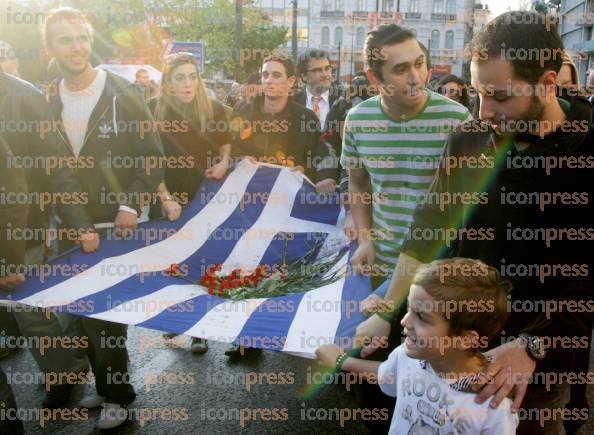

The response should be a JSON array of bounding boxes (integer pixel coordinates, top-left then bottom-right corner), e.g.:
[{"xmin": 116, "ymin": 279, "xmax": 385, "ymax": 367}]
[{"xmin": 1, "ymin": 160, "xmax": 370, "ymax": 357}]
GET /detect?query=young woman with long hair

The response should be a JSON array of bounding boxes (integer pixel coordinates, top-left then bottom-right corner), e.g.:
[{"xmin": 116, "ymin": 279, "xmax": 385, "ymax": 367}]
[
  {"xmin": 151, "ymin": 52, "xmax": 231, "ymax": 222},
  {"xmin": 150, "ymin": 52, "xmax": 232, "ymax": 353}
]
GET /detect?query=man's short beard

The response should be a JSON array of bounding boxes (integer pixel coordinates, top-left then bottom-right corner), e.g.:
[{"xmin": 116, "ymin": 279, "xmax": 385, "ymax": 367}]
[
  {"xmin": 57, "ymin": 60, "xmax": 88, "ymax": 77},
  {"xmin": 308, "ymin": 82, "xmax": 330, "ymax": 95},
  {"xmin": 521, "ymin": 95, "xmax": 545, "ymax": 124}
]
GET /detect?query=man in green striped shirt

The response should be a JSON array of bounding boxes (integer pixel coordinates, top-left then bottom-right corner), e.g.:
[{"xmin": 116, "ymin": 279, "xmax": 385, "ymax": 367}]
[{"xmin": 341, "ymin": 24, "xmax": 472, "ymax": 285}]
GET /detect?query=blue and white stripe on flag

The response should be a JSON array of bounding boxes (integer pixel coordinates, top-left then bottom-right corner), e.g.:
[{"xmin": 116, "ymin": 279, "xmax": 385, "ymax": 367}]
[{"xmin": 0, "ymin": 160, "xmax": 372, "ymax": 357}]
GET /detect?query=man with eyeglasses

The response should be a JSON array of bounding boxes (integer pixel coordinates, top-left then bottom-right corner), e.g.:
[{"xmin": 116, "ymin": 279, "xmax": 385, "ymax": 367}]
[
  {"xmin": 293, "ymin": 50, "xmax": 343, "ymax": 193},
  {"xmin": 293, "ymin": 49, "xmax": 339, "ymax": 130}
]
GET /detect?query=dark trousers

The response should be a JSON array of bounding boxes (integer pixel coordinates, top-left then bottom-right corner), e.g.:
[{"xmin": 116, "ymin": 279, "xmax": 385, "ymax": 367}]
[
  {"xmin": 0, "ymin": 367, "xmax": 23, "ymax": 435},
  {"xmin": 0, "ymin": 308, "xmax": 20, "ymax": 337},
  {"xmin": 518, "ymin": 382, "xmax": 571, "ymax": 435},
  {"xmin": 564, "ymin": 340, "xmax": 591, "ymax": 435},
  {"xmin": 57, "ymin": 232, "xmax": 135, "ymax": 405},
  {"xmin": 350, "ymin": 275, "xmax": 404, "ymax": 434},
  {"xmin": 80, "ymin": 317, "xmax": 136, "ymax": 405}
]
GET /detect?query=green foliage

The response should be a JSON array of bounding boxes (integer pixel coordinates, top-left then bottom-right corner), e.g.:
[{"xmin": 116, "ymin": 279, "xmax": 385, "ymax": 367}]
[
  {"xmin": 531, "ymin": 0, "xmax": 549, "ymax": 15},
  {"xmin": 241, "ymin": 23, "xmax": 289, "ymax": 78},
  {"xmin": 0, "ymin": 0, "xmax": 288, "ymax": 81}
]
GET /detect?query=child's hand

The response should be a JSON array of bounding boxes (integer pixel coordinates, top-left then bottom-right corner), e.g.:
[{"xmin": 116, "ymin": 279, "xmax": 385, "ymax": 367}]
[
  {"xmin": 315, "ymin": 344, "xmax": 341, "ymax": 368},
  {"xmin": 359, "ymin": 293, "xmax": 383, "ymax": 316}
]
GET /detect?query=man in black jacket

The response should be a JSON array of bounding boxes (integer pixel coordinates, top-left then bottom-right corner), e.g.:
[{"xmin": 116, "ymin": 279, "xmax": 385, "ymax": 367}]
[
  {"xmin": 293, "ymin": 49, "xmax": 340, "ymax": 131},
  {"xmin": 231, "ymin": 55, "xmax": 338, "ymax": 192},
  {"xmin": 0, "ymin": 68, "xmax": 100, "ymax": 409},
  {"xmin": 0, "ymin": 137, "xmax": 28, "ymax": 435},
  {"xmin": 41, "ymin": 7, "xmax": 164, "ymax": 429},
  {"xmin": 355, "ymin": 11, "xmax": 593, "ymax": 435}
]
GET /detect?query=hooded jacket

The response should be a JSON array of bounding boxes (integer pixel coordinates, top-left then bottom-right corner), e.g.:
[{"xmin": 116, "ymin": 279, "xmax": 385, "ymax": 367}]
[
  {"xmin": 401, "ymin": 94, "xmax": 594, "ymax": 372},
  {"xmin": 46, "ymin": 70, "xmax": 164, "ymax": 224},
  {"xmin": 0, "ymin": 70, "xmax": 93, "ymax": 250}
]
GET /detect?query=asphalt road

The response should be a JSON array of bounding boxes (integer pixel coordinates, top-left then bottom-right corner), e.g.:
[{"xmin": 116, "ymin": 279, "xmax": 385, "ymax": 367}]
[
  {"xmin": 2, "ymin": 326, "xmax": 594, "ymax": 434},
  {"xmin": 2, "ymin": 325, "xmax": 373, "ymax": 434}
]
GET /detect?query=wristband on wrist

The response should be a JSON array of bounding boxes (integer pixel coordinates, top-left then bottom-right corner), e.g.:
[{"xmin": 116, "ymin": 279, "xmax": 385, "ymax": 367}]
[
  {"xmin": 376, "ymin": 308, "xmax": 395, "ymax": 322},
  {"xmin": 335, "ymin": 352, "xmax": 349, "ymax": 372},
  {"xmin": 161, "ymin": 194, "xmax": 175, "ymax": 202}
]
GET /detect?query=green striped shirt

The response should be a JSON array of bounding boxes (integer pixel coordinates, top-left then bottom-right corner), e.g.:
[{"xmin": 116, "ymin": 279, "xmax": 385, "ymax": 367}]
[{"xmin": 341, "ymin": 91, "xmax": 472, "ymax": 272}]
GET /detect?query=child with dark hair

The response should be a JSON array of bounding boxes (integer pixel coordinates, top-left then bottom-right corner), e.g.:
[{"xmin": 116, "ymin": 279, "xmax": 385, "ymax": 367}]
[{"xmin": 317, "ymin": 258, "xmax": 519, "ymax": 434}]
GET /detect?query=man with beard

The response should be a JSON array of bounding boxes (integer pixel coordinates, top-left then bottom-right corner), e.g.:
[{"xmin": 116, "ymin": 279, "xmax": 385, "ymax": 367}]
[
  {"xmin": 42, "ymin": 7, "xmax": 163, "ymax": 429},
  {"xmin": 293, "ymin": 50, "xmax": 342, "ymax": 193},
  {"xmin": 355, "ymin": 11, "xmax": 594, "ymax": 435},
  {"xmin": 293, "ymin": 49, "xmax": 339, "ymax": 130}
]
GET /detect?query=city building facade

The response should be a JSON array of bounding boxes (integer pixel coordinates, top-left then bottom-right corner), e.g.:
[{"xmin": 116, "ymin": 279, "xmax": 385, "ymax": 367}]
[{"xmin": 558, "ymin": 0, "xmax": 594, "ymax": 84}]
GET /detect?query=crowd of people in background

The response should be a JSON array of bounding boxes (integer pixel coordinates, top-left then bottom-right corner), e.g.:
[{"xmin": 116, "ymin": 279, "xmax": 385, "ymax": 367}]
[{"xmin": 1, "ymin": 5, "xmax": 594, "ymax": 434}]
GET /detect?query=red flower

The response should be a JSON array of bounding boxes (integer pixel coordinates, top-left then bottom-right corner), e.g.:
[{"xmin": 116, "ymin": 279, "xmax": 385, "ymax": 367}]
[
  {"xmin": 206, "ymin": 263, "xmax": 221, "ymax": 274},
  {"xmin": 200, "ymin": 275, "xmax": 215, "ymax": 286},
  {"xmin": 218, "ymin": 281, "xmax": 229, "ymax": 295},
  {"xmin": 165, "ymin": 263, "xmax": 181, "ymax": 276}
]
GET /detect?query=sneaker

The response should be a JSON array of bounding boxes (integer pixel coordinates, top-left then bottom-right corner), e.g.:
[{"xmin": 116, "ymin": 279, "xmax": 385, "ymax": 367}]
[
  {"xmin": 190, "ymin": 338, "xmax": 208, "ymax": 354},
  {"xmin": 97, "ymin": 403, "xmax": 128, "ymax": 430},
  {"xmin": 163, "ymin": 332, "xmax": 178, "ymax": 340},
  {"xmin": 42, "ymin": 383, "xmax": 74, "ymax": 409},
  {"xmin": 79, "ymin": 392, "xmax": 105, "ymax": 409}
]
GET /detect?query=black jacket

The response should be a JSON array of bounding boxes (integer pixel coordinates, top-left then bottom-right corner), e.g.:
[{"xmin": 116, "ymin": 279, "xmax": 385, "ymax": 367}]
[
  {"xmin": 402, "ymin": 95, "xmax": 594, "ymax": 372},
  {"xmin": 147, "ymin": 97, "xmax": 231, "ymax": 206},
  {"xmin": 231, "ymin": 95, "xmax": 338, "ymax": 182},
  {"xmin": 0, "ymin": 136, "xmax": 28, "ymax": 270},
  {"xmin": 291, "ymin": 85, "xmax": 340, "ymax": 125},
  {"xmin": 46, "ymin": 70, "xmax": 164, "ymax": 224},
  {"xmin": 0, "ymin": 71, "xmax": 93, "ymax": 249}
]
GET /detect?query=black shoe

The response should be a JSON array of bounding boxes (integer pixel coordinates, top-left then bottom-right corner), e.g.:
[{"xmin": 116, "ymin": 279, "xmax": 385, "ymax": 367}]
[
  {"xmin": 42, "ymin": 383, "xmax": 74, "ymax": 409},
  {"xmin": 224, "ymin": 345, "xmax": 261, "ymax": 358}
]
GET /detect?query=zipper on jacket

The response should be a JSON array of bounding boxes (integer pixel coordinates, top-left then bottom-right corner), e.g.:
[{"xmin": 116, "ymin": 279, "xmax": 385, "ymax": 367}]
[{"xmin": 82, "ymin": 105, "xmax": 110, "ymax": 149}]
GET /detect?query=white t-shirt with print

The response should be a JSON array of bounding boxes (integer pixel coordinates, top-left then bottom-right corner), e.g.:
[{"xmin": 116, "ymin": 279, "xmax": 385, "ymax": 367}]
[{"xmin": 377, "ymin": 345, "xmax": 519, "ymax": 434}]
